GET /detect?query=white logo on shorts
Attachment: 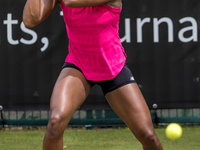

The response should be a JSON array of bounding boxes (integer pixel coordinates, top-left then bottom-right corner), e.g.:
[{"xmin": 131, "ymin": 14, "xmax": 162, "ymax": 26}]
[{"xmin": 130, "ymin": 76, "xmax": 135, "ymax": 81}]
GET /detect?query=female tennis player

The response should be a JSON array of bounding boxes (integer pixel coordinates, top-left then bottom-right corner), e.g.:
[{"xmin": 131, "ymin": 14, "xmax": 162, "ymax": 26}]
[{"xmin": 23, "ymin": 0, "xmax": 163, "ymax": 150}]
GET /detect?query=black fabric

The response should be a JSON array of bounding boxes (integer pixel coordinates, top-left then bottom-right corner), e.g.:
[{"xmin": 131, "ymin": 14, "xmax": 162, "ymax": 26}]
[
  {"xmin": 62, "ymin": 62, "xmax": 82, "ymax": 73},
  {"xmin": 97, "ymin": 65, "xmax": 136, "ymax": 95},
  {"xmin": 62, "ymin": 62, "xmax": 136, "ymax": 95}
]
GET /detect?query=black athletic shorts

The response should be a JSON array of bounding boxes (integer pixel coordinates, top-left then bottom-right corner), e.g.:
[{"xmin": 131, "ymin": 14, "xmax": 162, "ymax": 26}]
[{"xmin": 62, "ymin": 62, "xmax": 136, "ymax": 95}]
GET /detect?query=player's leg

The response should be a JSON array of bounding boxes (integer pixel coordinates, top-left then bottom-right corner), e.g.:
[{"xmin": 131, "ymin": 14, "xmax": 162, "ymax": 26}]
[
  {"xmin": 43, "ymin": 67, "xmax": 91, "ymax": 150},
  {"xmin": 105, "ymin": 83, "xmax": 163, "ymax": 150}
]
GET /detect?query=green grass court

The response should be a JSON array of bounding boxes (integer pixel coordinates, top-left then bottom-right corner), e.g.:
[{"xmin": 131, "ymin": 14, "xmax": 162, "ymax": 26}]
[{"xmin": 0, "ymin": 127, "xmax": 200, "ymax": 150}]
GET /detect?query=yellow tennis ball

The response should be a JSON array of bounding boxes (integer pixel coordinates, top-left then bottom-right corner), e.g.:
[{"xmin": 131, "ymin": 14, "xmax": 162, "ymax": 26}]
[{"xmin": 165, "ymin": 123, "xmax": 182, "ymax": 140}]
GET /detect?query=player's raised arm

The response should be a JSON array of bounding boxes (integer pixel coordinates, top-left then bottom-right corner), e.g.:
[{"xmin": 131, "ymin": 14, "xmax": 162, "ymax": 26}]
[
  {"xmin": 62, "ymin": 0, "xmax": 121, "ymax": 8},
  {"xmin": 23, "ymin": 0, "xmax": 61, "ymax": 28}
]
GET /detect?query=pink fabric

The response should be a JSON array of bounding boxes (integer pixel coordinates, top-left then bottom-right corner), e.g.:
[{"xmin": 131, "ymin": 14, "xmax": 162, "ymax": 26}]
[{"xmin": 61, "ymin": 2, "xmax": 126, "ymax": 81}]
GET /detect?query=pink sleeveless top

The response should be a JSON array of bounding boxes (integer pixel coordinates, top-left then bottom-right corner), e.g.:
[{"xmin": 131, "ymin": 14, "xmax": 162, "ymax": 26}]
[{"xmin": 61, "ymin": 2, "xmax": 126, "ymax": 81}]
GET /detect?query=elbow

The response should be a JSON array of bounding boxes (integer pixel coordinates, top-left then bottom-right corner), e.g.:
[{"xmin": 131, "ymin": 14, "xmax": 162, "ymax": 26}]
[
  {"xmin": 23, "ymin": 11, "xmax": 39, "ymax": 28},
  {"xmin": 23, "ymin": 16, "xmax": 39, "ymax": 28},
  {"xmin": 23, "ymin": 21, "xmax": 34, "ymax": 28},
  {"xmin": 63, "ymin": 0, "xmax": 77, "ymax": 8}
]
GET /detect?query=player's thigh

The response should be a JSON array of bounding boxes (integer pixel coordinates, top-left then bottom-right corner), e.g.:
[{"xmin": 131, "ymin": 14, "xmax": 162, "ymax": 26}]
[
  {"xmin": 105, "ymin": 83, "xmax": 154, "ymax": 139},
  {"xmin": 50, "ymin": 67, "xmax": 91, "ymax": 123}
]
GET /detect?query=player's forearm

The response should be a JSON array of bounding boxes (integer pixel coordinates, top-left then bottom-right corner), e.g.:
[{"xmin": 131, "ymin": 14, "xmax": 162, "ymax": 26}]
[{"xmin": 23, "ymin": 0, "xmax": 56, "ymax": 28}]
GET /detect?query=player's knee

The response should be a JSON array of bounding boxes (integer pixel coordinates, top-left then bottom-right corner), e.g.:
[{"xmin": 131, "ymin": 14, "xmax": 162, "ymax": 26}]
[
  {"xmin": 144, "ymin": 131, "xmax": 158, "ymax": 143},
  {"xmin": 46, "ymin": 114, "xmax": 66, "ymax": 138},
  {"xmin": 142, "ymin": 130, "xmax": 160, "ymax": 148}
]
